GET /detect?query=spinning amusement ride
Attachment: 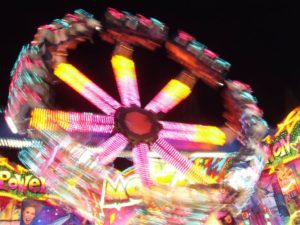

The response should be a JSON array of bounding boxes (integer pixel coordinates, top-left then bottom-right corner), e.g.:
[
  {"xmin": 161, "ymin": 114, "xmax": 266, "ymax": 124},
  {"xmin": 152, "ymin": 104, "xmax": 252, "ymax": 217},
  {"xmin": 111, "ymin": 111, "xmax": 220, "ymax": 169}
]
[{"xmin": 4, "ymin": 8, "xmax": 269, "ymax": 224}]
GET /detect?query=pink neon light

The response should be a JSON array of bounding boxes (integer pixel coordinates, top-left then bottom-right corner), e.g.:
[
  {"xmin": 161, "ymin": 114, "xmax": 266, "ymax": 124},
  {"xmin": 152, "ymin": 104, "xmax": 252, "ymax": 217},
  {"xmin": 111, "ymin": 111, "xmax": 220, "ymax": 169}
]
[
  {"xmin": 111, "ymin": 55, "xmax": 141, "ymax": 107},
  {"xmin": 7, "ymin": 87, "xmax": 34, "ymax": 119},
  {"xmin": 151, "ymin": 138, "xmax": 192, "ymax": 174},
  {"xmin": 94, "ymin": 133, "xmax": 128, "ymax": 165},
  {"xmin": 108, "ymin": 7, "xmax": 124, "ymax": 19},
  {"xmin": 137, "ymin": 14, "xmax": 152, "ymax": 26},
  {"xmin": 68, "ymin": 124, "xmax": 114, "ymax": 133},
  {"xmin": 159, "ymin": 121, "xmax": 225, "ymax": 145},
  {"xmin": 145, "ymin": 79, "xmax": 191, "ymax": 114},
  {"xmin": 85, "ymin": 82, "xmax": 121, "ymax": 110},
  {"xmin": 203, "ymin": 49, "xmax": 218, "ymax": 59},
  {"xmin": 67, "ymin": 113, "xmax": 114, "ymax": 132},
  {"xmin": 9, "ymin": 55, "xmax": 33, "ymax": 91},
  {"xmin": 23, "ymin": 85, "xmax": 43, "ymax": 103},
  {"xmin": 159, "ymin": 121, "xmax": 217, "ymax": 132},
  {"xmin": 145, "ymin": 92, "xmax": 170, "ymax": 113},
  {"xmin": 178, "ymin": 31, "xmax": 194, "ymax": 42},
  {"xmin": 159, "ymin": 130, "xmax": 224, "ymax": 145},
  {"xmin": 54, "ymin": 63, "xmax": 120, "ymax": 115},
  {"xmin": 151, "ymin": 138, "xmax": 213, "ymax": 184},
  {"xmin": 78, "ymin": 89, "xmax": 117, "ymax": 115},
  {"xmin": 132, "ymin": 143, "xmax": 153, "ymax": 187},
  {"xmin": 73, "ymin": 113, "xmax": 114, "ymax": 124},
  {"xmin": 115, "ymin": 76, "xmax": 140, "ymax": 107},
  {"xmin": 65, "ymin": 13, "xmax": 81, "ymax": 22},
  {"xmin": 159, "ymin": 121, "xmax": 204, "ymax": 131}
]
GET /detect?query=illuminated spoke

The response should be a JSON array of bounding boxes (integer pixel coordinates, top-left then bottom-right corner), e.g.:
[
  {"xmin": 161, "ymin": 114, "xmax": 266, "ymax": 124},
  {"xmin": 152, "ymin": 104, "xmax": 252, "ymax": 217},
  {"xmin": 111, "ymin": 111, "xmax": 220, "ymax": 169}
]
[
  {"xmin": 54, "ymin": 63, "xmax": 121, "ymax": 115},
  {"xmin": 132, "ymin": 143, "xmax": 153, "ymax": 187},
  {"xmin": 151, "ymin": 138, "xmax": 215, "ymax": 184},
  {"xmin": 111, "ymin": 55, "xmax": 141, "ymax": 107},
  {"xmin": 159, "ymin": 121, "xmax": 226, "ymax": 145},
  {"xmin": 30, "ymin": 108, "xmax": 114, "ymax": 133},
  {"xmin": 94, "ymin": 133, "xmax": 128, "ymax": 165},
  {"xmin": 145, "ymin": 79, "xmax": 191, "ymax": 114}
]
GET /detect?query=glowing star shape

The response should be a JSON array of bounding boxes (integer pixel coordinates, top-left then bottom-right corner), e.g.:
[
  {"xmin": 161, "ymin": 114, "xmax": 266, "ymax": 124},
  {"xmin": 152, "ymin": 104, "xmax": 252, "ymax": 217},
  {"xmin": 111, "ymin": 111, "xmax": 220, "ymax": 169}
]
[{"xmin": 29, "ymin": 52, "xmax": 226, "ymax": 187}]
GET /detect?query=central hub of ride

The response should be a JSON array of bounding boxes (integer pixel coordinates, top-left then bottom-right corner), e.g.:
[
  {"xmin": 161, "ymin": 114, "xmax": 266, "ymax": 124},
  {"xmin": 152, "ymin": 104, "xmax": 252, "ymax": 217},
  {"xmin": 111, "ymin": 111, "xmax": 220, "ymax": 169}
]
[{"xmin": 115, "ymin": 107, "xmax": 162, "ymax": 144}]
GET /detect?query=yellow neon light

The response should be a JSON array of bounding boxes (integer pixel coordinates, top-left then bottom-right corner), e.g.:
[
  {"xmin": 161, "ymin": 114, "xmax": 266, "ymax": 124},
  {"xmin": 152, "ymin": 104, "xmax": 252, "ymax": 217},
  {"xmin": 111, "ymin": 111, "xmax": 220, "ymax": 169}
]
[
  {"xmin": 54, "ymin": 63, "xmax": 92, "ymax": 92},
  {"xmin": 111, "ymin": 55, "xmax": 136, "ymax": 80},
  {"xmin": 30, "ymin": 108, "xmax": 70, "ymax": 130},
  {"xmin": 275, "ymin": 107, "xmax": 300, "ymax": 136},
  {"xmin": 0, "ymin": 158, "xmax": 16, "ymax": 171},
  {"xmin": 192, "ymin": 126, "xmax": 226, "ymax": 145},
  {"xmin": 164, "ymin": 79, "xmax": 191, "ymax": 102},
  {"xmin": 265, "ymin": 107, "xmax": 300, "ymax": 173}
]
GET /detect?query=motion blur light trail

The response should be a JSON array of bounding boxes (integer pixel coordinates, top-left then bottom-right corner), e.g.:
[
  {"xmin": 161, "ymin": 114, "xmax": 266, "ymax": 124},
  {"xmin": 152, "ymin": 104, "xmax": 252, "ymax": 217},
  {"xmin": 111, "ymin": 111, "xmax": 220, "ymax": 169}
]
[{"xmin": 4, "ymin": 7, "xmax": 269, "ymax": 224}]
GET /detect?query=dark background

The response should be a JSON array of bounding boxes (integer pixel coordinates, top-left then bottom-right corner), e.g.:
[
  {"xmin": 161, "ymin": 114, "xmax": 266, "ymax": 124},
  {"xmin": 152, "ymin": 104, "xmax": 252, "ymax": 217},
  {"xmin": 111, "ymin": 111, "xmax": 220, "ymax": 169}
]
[{"xmin": 0, "ymin": 0, "xmax": 299, "ymax": 164}]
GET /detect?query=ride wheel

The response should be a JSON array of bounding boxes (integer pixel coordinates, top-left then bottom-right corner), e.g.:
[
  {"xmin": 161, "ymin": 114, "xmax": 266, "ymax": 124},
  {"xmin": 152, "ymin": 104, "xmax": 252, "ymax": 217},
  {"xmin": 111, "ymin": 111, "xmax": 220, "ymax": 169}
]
[{"xmin": 5, "ymin": 8, "xmax": 269, "ymax": 224}]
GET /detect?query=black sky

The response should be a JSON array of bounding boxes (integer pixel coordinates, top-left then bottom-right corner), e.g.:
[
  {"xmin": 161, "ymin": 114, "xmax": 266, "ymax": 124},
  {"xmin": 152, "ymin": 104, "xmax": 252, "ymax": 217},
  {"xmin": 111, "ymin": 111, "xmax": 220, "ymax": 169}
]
[{"xmin": 0, "ymin": 1, "xmax": 299, "ymax": 163}]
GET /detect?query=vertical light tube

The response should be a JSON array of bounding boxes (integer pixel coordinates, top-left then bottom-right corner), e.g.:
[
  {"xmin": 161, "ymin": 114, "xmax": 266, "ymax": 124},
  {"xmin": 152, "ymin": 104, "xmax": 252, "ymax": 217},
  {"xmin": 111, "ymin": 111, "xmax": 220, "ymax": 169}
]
[
  {"xmin": 111, "ymin": 55, "xmax": 141, "ymax": 107},
  {"xmin": 133, "ymin": 143, "xmax": 153, "ymax": 187}
]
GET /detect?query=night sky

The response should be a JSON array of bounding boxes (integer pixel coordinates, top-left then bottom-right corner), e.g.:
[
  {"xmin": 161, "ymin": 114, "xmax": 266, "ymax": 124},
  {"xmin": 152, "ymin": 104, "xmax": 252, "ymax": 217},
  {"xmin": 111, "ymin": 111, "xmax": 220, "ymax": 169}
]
[{"xmin": 0, "ymin": 1, "xmax": 299, "ymax": 164}]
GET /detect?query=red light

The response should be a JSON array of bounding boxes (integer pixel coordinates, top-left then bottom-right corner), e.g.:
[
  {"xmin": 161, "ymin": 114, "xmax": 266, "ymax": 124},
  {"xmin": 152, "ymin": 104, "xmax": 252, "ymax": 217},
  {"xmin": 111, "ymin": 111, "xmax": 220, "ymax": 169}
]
[{"xmin": 125, "ymin": 111, "xmax": 153, "ymax": 135}]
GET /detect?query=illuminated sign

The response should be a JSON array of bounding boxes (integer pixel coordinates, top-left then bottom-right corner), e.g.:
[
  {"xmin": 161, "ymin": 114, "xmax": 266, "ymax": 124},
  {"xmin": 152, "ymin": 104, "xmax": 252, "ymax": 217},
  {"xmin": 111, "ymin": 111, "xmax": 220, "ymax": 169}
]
[
  {"xmin": 101, "ymin": 157, "xmax": 231, "ymax": 209},
  {"xmin": 0, "ymin": 158, "xmax": 46, "ymax": 200},
  {"xmin": 102, "ymin": 172, "xmax": 142, "ymax": 209},
  {"xmin": 265, "ymin": 107, "xmax": 300, "ymax": 173},
  {"xmin": 0, "ymin": 154, "xmax": 230, "ymax": 207},
  {"xmin": 0, "ymin": 154, "xmax": 230, "ymax": 224},
  {"xmin": 100, "ymin": 157, "xmax": 231, "ymax": 224}
]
